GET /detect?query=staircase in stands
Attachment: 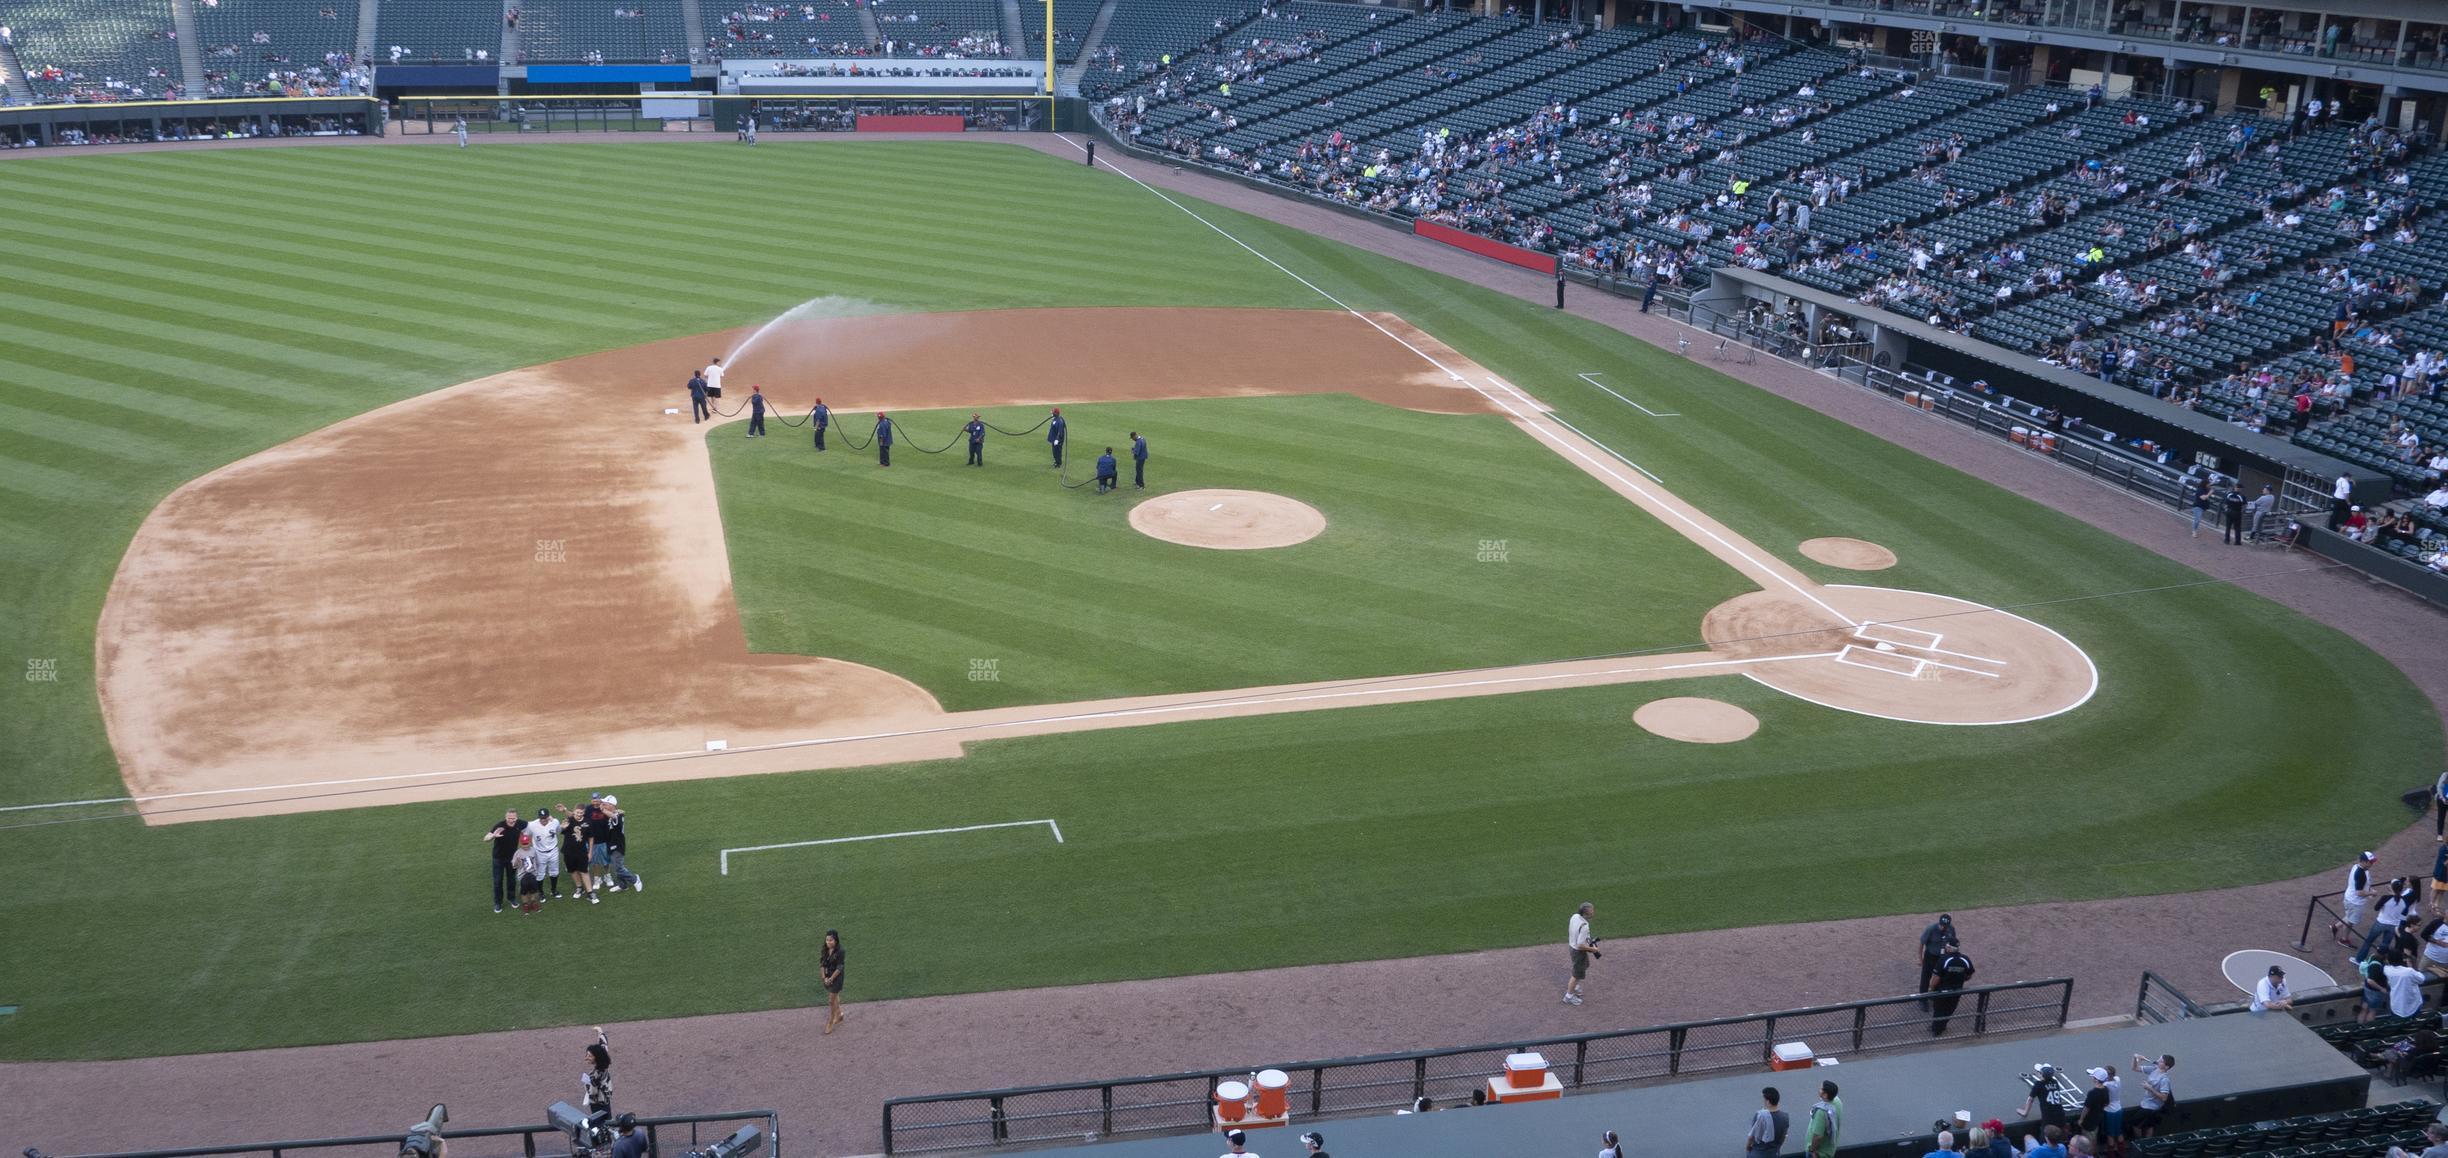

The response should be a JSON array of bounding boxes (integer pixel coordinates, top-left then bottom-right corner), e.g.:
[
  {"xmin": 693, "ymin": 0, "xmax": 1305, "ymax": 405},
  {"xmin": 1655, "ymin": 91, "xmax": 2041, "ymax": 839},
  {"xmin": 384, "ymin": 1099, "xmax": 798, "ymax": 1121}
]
[
  {"xmin": 0, "ymin": 37, "xmax": 33, "ymax": 103},
  {"xmin": 857, "ymin": 4, "xmax": 880, "ymax": 50},
  {"xmin": 1000, "ymin": 0, "xmax": 1023, "ymax": 61},
  {"xmin": 1058, "ymin": 0, "xmax": 1117, "ymax": 96},
  {"xmin": 356, "ymin": 0, "xmax": 378, "ymax": 77},
  {"xmin": 167, "ymin": 0, "xmax": 205, "ymax": 98},
  {"xmin": 498, "ymin": 0, "xmax": 517, "ymax": 78},
  {"xmin": 679, "ymin": 0, "xmax": 706, "ymax": 63}
]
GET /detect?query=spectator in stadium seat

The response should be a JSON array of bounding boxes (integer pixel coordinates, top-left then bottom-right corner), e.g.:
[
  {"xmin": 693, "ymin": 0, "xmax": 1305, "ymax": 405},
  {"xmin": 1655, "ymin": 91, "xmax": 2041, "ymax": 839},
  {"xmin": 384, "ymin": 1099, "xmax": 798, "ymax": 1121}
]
[
  {"xmin": 2387, "ymin": 956, "xmax": 2427, "ymax": 1017},
  {"xmin": 2382, "ymin": 1120, "xmax": 2448, "ymax": 1158},
  {"xmin": 1805, "ymin": 1081, "xmax": 1841, "ymax": 1158},
  {"xmin": 2252, "ymin": 965, "xmax": 2293, "ymax": 1012},
  {"xmin": 1218, "ymin": 1127, "xmax": 1253, "ymax": 1158},
  {"xmin": 1598, "ymin": 1129, "xmax": 1625, "ymax": 1158},
  {"xmin": 1923, "ymin": 1129, "xmax": 1962, "ymax": 1157},
  {"xmin": 2022, "ymin": 1125, "xmax": 2069, "ymax": 1158},
  {"xmin": 1744, "ymin": 1087, "xmax": 1788, "ymax": 1158}
]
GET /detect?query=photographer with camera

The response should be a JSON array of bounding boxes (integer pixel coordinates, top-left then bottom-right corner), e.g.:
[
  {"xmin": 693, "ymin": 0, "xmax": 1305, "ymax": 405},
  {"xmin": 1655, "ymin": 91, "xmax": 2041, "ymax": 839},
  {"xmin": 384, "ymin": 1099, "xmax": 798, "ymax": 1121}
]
[
  {"xmin": 610, "ymin": 1113, "xmax": 649, "ymax": 1158},
  {"xmin": 400, "ymin": 1105, "xmax": 448, "ymax": 1158},
  {"xmin": 1563, "ymin": 902, "xmax": 1600, "ymax": 1006}
]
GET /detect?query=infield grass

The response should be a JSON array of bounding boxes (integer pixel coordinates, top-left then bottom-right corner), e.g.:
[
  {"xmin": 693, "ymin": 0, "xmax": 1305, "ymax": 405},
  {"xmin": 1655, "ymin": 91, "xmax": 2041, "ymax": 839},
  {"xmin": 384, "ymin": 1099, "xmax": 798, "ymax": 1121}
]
[
  {"xmin": 712, "ymin": 393, "xmax": 1745, "ymax": 707},
  {"xmin": 0, "ymin": 139, "xmax": 2436, "ymax": 1060}
]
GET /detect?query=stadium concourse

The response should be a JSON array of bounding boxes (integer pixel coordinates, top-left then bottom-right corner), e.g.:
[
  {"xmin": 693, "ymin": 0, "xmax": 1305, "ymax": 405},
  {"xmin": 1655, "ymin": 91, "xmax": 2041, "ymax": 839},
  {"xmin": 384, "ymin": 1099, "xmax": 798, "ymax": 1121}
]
[{"xmin": 4, "ymin": 133, "xmax": 2448, "ymax": 1157}]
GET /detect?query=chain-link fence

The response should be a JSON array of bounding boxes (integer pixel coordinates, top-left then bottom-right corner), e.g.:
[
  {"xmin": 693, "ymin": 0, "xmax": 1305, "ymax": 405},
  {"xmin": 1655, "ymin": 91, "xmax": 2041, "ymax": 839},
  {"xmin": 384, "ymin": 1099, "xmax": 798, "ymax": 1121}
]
[{"xmin": 882, "ymin": 980, "xmax": 2075, "ymax": 1154}]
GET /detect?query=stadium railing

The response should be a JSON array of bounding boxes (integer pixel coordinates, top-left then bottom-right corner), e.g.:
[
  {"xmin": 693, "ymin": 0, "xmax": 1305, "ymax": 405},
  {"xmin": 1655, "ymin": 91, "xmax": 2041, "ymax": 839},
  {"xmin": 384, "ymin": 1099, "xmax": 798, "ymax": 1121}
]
[
  {"xmin": 36, "ymin": 1109, "xmax": 781, "ymax": 1158},
  {"xmin": 879, "ymin": 978, "xmax": 2074, "ymax": 1154},
  {"xmin": 393, "ymin": 93, "xmax": 1067, "ymax": 135},
  {"xmin": 2136, "ymin": 969, "xmax": 2210, "ymax": 1023}
]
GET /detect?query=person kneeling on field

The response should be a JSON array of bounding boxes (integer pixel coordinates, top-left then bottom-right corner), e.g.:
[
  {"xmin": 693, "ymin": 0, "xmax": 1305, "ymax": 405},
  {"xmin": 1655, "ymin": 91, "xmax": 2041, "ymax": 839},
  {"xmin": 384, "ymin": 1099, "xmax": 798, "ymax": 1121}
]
[{"xmin": 1095, "ymin": 447, "xmax": 1119, "ymax": 493}]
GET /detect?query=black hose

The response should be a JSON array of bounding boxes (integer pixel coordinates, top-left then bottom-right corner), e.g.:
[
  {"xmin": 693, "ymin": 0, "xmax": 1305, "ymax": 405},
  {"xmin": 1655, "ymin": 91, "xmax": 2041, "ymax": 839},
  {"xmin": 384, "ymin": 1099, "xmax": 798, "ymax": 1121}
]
[
  {"xmin": 892, "ymin": 420, "xmax": 964, "ymax": 455},
  {"xmin": 710, "ymin": 397, "xmax": 749, "ymax": 418},
  {"xmin": 838, "ymin": 422, "xmax": 873, "ymax": 451},
  {"xmin": 986, "ymin": 414, "xmax": 1054, "ymax": 437}
]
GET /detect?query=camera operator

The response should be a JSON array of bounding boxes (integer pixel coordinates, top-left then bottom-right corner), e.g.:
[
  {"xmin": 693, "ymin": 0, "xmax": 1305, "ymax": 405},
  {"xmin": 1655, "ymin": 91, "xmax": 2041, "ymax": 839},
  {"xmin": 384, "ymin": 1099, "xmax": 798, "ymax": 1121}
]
[
  {"xmin": 610, "ymin": 1113, "xmax": 649, "ymax": 1158},
  {"xmin": 1563, "ymin": 902, "xmax": 1600, "ymax": 1006}
]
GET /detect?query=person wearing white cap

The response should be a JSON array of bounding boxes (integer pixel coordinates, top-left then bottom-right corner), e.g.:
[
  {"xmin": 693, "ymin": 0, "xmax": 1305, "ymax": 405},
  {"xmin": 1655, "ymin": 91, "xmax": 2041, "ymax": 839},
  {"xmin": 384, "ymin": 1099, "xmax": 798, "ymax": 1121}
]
[
  {"xmin": 2334, "ymin": 851, "xmax": 2378, "ymax": 946},
  {"xmin": 601, "ymin": 795, "xmax": 643, "ymax": 893},
  {"xmin": 1297, "ymin": 1131, "xmax": 1326, "ymax": 1158},
  {"xmin": 2076, "ymin": 1068, "xmax": 2110, "ymax": 1148},
  {"xmin": 1217, "ymin": 1128, "xmax": 1255, "ymax": 1158}
]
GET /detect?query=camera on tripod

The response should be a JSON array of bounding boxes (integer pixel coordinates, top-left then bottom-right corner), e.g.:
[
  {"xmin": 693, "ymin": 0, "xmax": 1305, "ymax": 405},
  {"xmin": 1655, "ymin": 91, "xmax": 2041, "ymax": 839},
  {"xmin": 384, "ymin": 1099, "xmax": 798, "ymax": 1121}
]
[
  {"xmin": 400, "ymin": 1105, "xmax": 448, "ymax": 1158},
  {"xmin": 548, "ymin": 1103, "xmax": 618, "ymax": 1157}
]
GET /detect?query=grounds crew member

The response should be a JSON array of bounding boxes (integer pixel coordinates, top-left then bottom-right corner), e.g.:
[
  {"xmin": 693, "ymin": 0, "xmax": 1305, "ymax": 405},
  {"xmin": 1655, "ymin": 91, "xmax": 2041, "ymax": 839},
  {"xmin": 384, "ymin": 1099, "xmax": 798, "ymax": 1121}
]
[
  {"xmin": 810, "ymin": 397, "xmax": 830, "ymax": 450},
  {"xmin": 702, "ymin": 356, "xmax": 726, "ymax": 400},
  {"xmin": 746, "ymin": 385, "xmax": 768, "ymax": 437},
  {"xmin": 1130, "ymin": 431, "xmax": 1148, "ymax": 488},
  {"xmin": 1094, "ymin": 447, "xmax": 1119, "ymax": 493},
  {"xmin": 1918, "ymin": 913, "xmax": 1957, "ymax": 997},
  {"xmin": 687, "ymin": 369, "xmax": 710, "ymax": 423},
  {"xmin": 965, "ymin": 414, "xmax": 987, "ymax": 466},
  {"xmin": 1928, "ymin": 943, "xmax": 1975, "ymax": 1035},
  {"xmin": 1047, "ymin": 407, "xmax": 1067, "ymax": 467},
  {"xmin": 874, "ymin": 412, "xmax": 894, "ymax": 467}
]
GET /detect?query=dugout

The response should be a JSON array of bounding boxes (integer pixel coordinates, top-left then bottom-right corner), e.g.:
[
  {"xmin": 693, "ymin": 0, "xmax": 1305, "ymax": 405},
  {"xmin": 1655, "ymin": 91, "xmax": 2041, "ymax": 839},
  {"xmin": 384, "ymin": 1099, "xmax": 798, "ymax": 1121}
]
[{"xmin": 0, "ymin": 96, "xmax": 379, "ymax": 149}]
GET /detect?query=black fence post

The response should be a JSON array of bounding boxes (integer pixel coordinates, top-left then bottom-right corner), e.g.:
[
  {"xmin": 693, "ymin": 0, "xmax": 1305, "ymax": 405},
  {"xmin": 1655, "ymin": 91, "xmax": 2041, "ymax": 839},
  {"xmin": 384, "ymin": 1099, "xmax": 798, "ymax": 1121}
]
[
  {"xmin": 1668, "ymin": 1027, "xmax": 1686, "ymax": 1076},
  {"xmin": 522, "ymin": 1130, "xmax": 536, "ymax": 1158},
  {"xmin": 1974, "ymin": 990, "xmax": 1991, "ymax": 1036},
  {"xmin": 1573, "ymin": 1039, "xmax": 1588, "ymax": 1089},
  {"xmin": 881, "ymin": 1104, "xmax": 894, "ymax": 1156},
  {"xmin": 1411, "ymin": 1057, "xmax": 1427, "ymax": 1104},
  {"xmin": 1100, "ymin": 1086, "xmax": 1113, "ymax": 1139},
  {"xmin": 1852, "ymin": 1004, "xmax": 1868, "ymax": 1052},
  {"xmin": 990, "ymin": 1097, "xmax": 1008, "ymax": 1145},
  {"xmin": 1310, "ymin": 1067, "xmax": 1324, "ymax": 1116},
  {"xmin": 2296, "ymin": 895, "xmax": 2320, "ymax": 951},
  {"xmin": 2057, "ymin": 980, "xmax": 2075, "ymax": 1028},
  {"xmin": 1761, "ymin": 1016, "xmax": 1777, "ymax": 1065}
]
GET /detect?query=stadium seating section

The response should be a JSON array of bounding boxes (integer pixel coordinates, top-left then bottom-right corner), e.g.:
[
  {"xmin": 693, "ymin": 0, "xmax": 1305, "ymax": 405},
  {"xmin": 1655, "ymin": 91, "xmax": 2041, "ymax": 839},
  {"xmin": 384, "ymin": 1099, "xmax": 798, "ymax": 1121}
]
[
  {"xmin": 2130, "ymin": 1099, "xmax": 2442, "ymax": 1158},
  {"xmin": 869, "ymin": 0, "xmax": 1004, "ymax": 57},
  {"xmin": 516, "ymin": 1, "xmax": 689, "ymax": 64},
  {"xmin": 1091, "ymin": 6, "xmax": 2448, "ymax": 521},
  {"xmin": 1022, "ymin": 0, "xmax": 1099, "ymax": 65},
  {"xmin": 373, "ymin": 0, "xmax": 501, "ymax": 64},
  {"xmin": 192, "ymin": 0, "xmax": 360, "ymax": 89},
  {"xmin": 1, "ymin": 0, "xmax": 182, "ymax": 101}
]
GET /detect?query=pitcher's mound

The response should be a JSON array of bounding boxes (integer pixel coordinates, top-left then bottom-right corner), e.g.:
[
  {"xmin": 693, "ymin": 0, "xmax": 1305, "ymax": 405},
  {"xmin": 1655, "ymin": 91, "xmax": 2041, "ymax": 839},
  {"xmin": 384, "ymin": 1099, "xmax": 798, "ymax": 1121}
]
[
  {"xmin": 1633, "ymin": 697, "xmax": 1761, "ymax": 743},
  {"xmin": 1130, "ymin": 489, "xmax": 1326, "ymax": 550},
  {"xmin": 1799, "ymin": 537, "xmax": 1898, "ymax": 570}
]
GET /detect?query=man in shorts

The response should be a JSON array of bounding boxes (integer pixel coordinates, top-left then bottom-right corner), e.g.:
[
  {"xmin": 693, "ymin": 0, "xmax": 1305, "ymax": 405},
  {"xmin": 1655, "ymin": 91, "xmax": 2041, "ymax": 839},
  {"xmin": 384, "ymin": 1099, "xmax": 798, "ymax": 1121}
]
[
  {"xmin": 556, "ymin": 803, "xmax": 597, "ymax": 904},
  {"xmin": 1564, "ymin": 902, "xmax": 1598, "ymax": 1005},
  {"xmin": 2336, "ymin": 851, "xmax": 2377, "ymax": 946}
]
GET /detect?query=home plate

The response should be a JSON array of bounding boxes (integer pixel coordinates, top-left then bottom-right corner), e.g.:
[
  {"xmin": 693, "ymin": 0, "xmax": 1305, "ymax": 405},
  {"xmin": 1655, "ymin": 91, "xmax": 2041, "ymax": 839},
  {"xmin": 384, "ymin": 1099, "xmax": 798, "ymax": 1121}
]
[
  {"xmin": 1875, "ymin": 642, "xmax": 1897, "ymax": 652},
  {"xmin": 1209, "ymin": 503, "xmax": 1224, "ymax": 511}
]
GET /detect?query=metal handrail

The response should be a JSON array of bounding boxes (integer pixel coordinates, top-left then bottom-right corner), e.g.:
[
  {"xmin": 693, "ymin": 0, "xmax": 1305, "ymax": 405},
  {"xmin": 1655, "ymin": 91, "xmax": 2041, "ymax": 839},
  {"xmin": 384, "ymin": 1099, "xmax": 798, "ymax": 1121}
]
[
  {"xmin": 44, "ymin": 1110, "xmax": 782, "ymax": 1158},
  {"xmin": 882, "ymin": 978, "xmax": 2074, "ymax": 1153}
]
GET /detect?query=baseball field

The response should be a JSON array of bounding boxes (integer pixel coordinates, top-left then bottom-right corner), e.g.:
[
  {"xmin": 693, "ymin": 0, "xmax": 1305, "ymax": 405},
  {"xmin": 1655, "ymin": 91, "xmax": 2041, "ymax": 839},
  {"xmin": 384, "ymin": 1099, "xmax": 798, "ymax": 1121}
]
[{"xmin": 0, "ymin": 138, "xmax": 2437, "ymax": 1064}]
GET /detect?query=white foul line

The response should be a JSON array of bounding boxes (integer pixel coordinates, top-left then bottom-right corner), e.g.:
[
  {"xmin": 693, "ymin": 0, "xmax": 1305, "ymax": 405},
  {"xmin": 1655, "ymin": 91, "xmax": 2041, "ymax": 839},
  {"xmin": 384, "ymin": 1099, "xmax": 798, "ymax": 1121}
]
[
  {"xmin": 0, "ymin": 652, "xmax": 1841, "ymax": 815},
  {"xmin": 1058, "ymin": 135, "xmax": 1857, "ymax": 629},
  {"xmin": 1577, "ymin": 372, "xmax": 1680, "ymax": 417},
  {"xmin": 721, "ymin": 819, "xmax": 1063, "ymax": 876}
]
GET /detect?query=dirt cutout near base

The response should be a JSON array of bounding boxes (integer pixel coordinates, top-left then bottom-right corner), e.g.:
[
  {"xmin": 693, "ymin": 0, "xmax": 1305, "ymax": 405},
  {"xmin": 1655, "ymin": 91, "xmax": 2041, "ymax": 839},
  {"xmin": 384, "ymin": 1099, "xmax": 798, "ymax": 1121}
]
[
  {"xmin": 1129, "ymin": 489, "xmax": 1326, "ymax": 550},
  {"xmin": 1798, "ymin": 537, "xmax": 1898, "ymax": 570},
  {"xmin": 1633, "ymin": 697, "xmax": 1760, "ymax": 743}
]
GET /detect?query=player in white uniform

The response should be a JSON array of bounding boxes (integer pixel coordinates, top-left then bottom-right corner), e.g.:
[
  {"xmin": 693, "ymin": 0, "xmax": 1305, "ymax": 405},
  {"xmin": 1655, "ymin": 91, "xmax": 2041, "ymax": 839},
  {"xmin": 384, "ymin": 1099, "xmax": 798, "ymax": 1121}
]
[{"xmin": 526, "ymin": 807, "xmax": 566, "ymax": 903}]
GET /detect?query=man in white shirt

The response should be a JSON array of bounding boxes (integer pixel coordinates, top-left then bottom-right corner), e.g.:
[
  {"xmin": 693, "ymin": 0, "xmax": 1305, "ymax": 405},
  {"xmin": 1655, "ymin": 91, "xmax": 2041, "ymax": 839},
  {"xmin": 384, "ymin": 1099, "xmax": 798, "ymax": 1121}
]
[
  {"xmin": 2335, "ymin": 851, "xmax": 2377, "ymax": 944},
  {"xmin": 702, "ymin": 356, "xmax": 727, "ymax": 400},
  {"xmin": 2360, "ymin": 876, "xmax": 2412, "ymax": 961},
  {"xmin": 525, "ymin": 807, "xmax": 565, "ymax": 902},
  {"xmin": 1564, "ymin": 902, "xmax": 1599, "ymax": 1006},
  {"xmin": 2251, "ymin": 965, "xmax": 2291, "ymax": 1012},
  {"xmin": 2388, "ymin": 960, "xmax": 2428, "ymax": 1017}
]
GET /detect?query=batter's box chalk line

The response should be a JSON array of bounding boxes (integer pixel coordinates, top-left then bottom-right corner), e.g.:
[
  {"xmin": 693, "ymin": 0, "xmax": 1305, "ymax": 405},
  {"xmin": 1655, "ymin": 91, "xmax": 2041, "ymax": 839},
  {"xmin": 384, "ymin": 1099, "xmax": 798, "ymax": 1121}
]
[
  {"xmin": 719, "ymin": 818, "xmax": 1063, "ymax": 876},
  {"xmin": 1834, "ymin": 644, "xmax": 1923, "ymax": 678},
  {"xmin": 1852, "ymin": 622, "xmax": 1943, "ymax": 650}
]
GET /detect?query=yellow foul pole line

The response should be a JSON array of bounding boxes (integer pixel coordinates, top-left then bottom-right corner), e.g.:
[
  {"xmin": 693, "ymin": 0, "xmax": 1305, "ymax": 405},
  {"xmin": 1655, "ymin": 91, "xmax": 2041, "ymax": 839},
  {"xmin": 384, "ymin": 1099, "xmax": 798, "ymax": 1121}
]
[{"xmin": 1043, "ymin": 0, "xmax": 1054, "ymax": 98}]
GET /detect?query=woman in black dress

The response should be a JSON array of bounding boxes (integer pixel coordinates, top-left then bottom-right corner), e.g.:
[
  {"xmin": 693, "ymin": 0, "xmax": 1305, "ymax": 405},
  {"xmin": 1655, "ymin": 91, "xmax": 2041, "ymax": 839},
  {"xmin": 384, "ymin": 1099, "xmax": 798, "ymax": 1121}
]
[{"xmin": 820, "ymin": 929, "xmax": 846, "ymax": 1034}]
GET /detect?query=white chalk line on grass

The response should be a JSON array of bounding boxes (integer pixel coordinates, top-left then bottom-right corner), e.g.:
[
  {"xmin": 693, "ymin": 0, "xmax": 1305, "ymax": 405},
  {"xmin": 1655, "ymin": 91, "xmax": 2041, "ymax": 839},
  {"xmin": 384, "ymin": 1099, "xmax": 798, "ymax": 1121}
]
[
  {"xmin": 720, "ymin": 819, "xmax": 1062, "ymax": 876},
  {"xmin": 1577, "ymin": 372, "xmax": 1680, "ymax": 417},
  {"xmin": 0, "ymin": 651, "xmax": 1847, "ymax": 815},
  {"xmin": 1057, "ymin": 135, "xmax": 1859, "ymax": 629}
]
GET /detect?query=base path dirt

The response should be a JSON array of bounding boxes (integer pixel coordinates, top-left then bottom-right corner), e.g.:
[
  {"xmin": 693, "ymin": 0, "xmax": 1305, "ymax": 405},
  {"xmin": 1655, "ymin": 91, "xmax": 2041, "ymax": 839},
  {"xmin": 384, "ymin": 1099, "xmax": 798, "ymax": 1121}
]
[
  {"xmin": 1632, "ymin": 696, "xmax": 1760, "ymax": 743},
  {"xmin": 1799, "ymin": 536, "xmax": 1899, "ymax": 570},
  {"xmin": 1128, "ymin": 489, "xmax": 1327, "ymax": 549}
]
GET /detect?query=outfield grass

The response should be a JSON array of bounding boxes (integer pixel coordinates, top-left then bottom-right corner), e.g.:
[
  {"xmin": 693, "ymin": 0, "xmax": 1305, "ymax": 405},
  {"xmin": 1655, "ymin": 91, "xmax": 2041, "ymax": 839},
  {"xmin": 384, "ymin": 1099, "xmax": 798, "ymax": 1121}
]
[
  {"xmin": 712, "ymin": 394, "xmax": 1747, "ymax": 707},
  {"xmin": 0, "ymin": 140, "xmax": 2437, "ymax": 1060}
]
